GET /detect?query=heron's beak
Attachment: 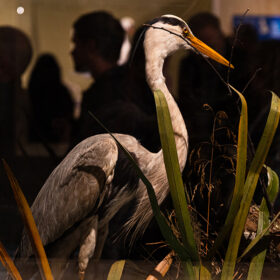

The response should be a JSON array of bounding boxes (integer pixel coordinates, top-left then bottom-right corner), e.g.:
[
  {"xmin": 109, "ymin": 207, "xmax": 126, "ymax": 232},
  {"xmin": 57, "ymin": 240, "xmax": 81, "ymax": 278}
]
[{"xmin": 188, "ymin": 35, "xmax": 234, "ymax": 69}]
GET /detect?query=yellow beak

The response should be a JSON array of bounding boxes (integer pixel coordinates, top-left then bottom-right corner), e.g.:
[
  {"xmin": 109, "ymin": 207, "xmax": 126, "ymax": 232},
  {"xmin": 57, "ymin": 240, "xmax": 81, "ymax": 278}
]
[{"xmin": 188, "ymin": 35, "xmax": 234, "ymax": 69}]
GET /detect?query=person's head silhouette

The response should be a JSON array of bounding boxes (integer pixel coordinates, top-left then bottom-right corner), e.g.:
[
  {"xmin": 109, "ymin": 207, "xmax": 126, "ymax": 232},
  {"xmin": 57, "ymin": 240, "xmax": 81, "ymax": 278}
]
[
  {"xmin": 71, "ymin": 11, "xmax": 124, "ymax": 79},
  {"xmin": 0, "ymin": 26, "xmax": 32, "ymax": 83}
]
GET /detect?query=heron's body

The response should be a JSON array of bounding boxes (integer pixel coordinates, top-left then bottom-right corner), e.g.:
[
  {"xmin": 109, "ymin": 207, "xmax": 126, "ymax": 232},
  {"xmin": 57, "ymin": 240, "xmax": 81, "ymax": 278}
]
[
  {"xmin": 15, "ymin": 14, "xmax": 232, "ymax": 279},
  {"xmin": 19, "ymin": 133, "xmax": 170, "ymax": 257}
]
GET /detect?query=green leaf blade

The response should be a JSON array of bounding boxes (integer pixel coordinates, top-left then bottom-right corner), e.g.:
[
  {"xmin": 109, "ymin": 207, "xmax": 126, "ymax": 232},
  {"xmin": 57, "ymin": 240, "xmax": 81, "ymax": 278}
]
[
  {"xmin": 154, "ymin": 90, "xmax": 198, "ymax": 256},
  {"xmin": 246, "ymin": 167, "xmax": 279, "ymax": 280},
  {"xmin": 239, "ymin": 168, "xmax": 279, "ymax": 263},
  {"xmin": 153, "ymin": 90, "xmax": 199, "ymax": 278},
  {"xmin": 107, "ymin": 260, "xmax": 126, "ymax": 280},
  {"xmin": 210, "ymin": 84, "xmax": 248, "ymax": 255}
]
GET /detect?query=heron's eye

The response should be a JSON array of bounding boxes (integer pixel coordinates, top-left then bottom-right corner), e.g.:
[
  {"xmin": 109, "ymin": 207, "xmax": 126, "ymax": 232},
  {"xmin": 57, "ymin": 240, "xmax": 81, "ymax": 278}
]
[{"xmin": 183, "ymin": 27, "xmax": 191, "ymax": 38}]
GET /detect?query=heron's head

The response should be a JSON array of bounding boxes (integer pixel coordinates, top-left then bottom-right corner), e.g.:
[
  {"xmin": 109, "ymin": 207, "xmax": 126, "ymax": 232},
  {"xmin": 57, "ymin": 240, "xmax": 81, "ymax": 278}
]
[{"xmin": 144, "ymin": 14, "xmax": 233, "ymax": 69}]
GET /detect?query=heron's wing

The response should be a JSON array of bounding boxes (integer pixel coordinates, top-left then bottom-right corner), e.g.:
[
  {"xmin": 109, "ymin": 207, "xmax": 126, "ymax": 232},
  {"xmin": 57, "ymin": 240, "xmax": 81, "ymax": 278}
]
[{"xmin": 19, "ymin": 135, "xmax": 118, "ymax": 257}]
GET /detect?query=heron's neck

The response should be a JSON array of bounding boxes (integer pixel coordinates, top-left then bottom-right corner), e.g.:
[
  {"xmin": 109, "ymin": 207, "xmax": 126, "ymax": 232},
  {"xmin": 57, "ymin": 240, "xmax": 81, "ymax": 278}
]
[{"xmin": 146, "ymin": 55, "xmax": 188, "ymax": 169}]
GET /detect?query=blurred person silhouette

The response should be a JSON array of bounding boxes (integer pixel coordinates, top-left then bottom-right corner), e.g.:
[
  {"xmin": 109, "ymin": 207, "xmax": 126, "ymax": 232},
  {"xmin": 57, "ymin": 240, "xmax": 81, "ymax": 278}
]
[
  {"xmin": 178, "ymin": 14, "xmax": 259, "ymax": 144},
  {"xmin": 71, "ymin": 11, "xmax": 126, "ymax": 145},
  {"xmin": 177, "ymin": 12, "xmax": 248, "ymax": 146},
  {"xmin": 232, "ymin": 23, "xmax": 259, "ymax": 56},
  {"xmin": 28, "ymin": 53, "xmax": 74, "ymax": 143},
  {"xmin": 229, "ymin": 22, "xmax": 259, "ymax": 88},
  {"xmin": 177, "ymin": 12, "xmax": 257, "ymax": 229},
  {"xmin": 0, "ymin": 26, "xmax": 33, "ymax": 157},
  {"xmin": 0, "ymin": 26, "xmax": 34, "ymax": 258},
  {"xmin": 246, "ymin": 40, "xmax": 280, "ymax": 192},
  {"xmin": 71, "ymin": 11, "xmax": 160, "ymax": 152}
]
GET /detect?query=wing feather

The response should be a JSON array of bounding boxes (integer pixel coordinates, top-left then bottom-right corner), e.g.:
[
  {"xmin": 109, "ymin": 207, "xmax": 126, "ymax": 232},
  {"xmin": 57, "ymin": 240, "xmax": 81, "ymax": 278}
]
[{"xmin": 19, "ymin": 135, "xmax": 118, "ymax": 257}]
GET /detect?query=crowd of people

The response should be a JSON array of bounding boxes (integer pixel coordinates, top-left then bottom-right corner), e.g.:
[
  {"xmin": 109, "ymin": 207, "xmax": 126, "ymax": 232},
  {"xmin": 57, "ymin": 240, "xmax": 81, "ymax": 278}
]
[
  {"xmin": 1, "ymin": 10, "xmax": 280, "ymax": 258},
  {"xmin": 2, "ymin": 11, "xmax": 278, "ymax": 160}
]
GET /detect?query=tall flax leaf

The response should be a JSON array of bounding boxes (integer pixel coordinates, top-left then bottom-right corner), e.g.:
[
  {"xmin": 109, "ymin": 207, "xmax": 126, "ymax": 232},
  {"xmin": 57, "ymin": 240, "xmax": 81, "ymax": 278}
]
[
  {"xmin": 107, "ymin": 260, "xmax": 125, "ymax": 280},
  {"xmin": 2, "ymin": 160, "xmax": 54, "ymax": 280},
  {"xmin": 247, "ymin": 167, "xmax": 279, "ymax": 280},
  {"xmin": 153, "ymin": 90, "xmax": 199, "ymax": 262},
  {"xmin": 221, "ymin": 91, "xmax": 280, "ymax": 280},
  {"xmin": 199, "ymin": 265, "xmax": 211, "ymax": 280},
  {"xmin": 238, "ymin": 210, "xmax": 280, "ymax": 262},
  {"xmin": 209, "ymin": 84, "xmax": 248, "ymax": 255},
  {"xmin": 88, "ymin": 112, "xmax": 191, "ymax": 263},
  {"xmin": 0, "ymin": 241, "xmax": 22, "ymax": 280},
  {"xmin": 239, "ymin": 168, "xmax": 279, "ymax": 263}
]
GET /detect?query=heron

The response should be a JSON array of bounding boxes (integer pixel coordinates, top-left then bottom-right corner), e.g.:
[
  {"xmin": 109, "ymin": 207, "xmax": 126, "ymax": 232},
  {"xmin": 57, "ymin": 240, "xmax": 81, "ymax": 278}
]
[{"xmin": 15, "ymin": 15, "xmax": 232, "ymax": 279}]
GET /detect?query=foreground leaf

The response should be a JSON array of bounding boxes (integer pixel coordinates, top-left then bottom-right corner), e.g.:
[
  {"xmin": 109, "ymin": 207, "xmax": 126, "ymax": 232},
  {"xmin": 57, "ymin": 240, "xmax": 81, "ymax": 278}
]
[
  {"xmin": 199, "ymin": 265, "xmax": 211, "ymax": 280},
  {"xmin": 0, "ymin": 241, "xmax": 22, "ymax": 280},
  {"xmin": 2, "ymin": 160, "xmax": 53, "ymax": 280},
  {"xmin": 246, "ymin": 167, "xmax": 279, "ymax": 280},
  {"xmin": 239, "ymin": 210, "xmax": 280, "ymax": 262},
  {"xmin": 210, "ymin": 84, "xmax": 248, "ymax": 255},
  {"xmin": 153, "ymin": 90, "xmax": 199, "ymax": 261},
  {"xmin": 107, "ymin": 260, "xmax": 125, "ymax": 280},
  {"xmin": 154, "ymin": 89, "xmax": 200, "ymax": 279},
  {"xmin": 221, "ymin": 91, "xmax": 280, "ymax": 280}
]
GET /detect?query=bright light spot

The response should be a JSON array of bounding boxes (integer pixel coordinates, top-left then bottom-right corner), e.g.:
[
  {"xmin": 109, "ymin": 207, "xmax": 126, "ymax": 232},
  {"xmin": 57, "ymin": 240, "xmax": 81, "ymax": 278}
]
[{"xmin": 17, "ymin": 6, "xmax": 24, "ymax": 15}]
